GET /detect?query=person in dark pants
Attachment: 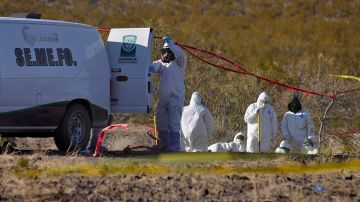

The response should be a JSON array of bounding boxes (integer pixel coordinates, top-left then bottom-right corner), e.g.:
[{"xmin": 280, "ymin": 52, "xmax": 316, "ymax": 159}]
[
  {"xmin": 149, "ymin": 36, "xmax": 187, "ymax": 152},
  {"xmin": 80, "ymin": 114, "xmax": 113, "ymax": 155}
]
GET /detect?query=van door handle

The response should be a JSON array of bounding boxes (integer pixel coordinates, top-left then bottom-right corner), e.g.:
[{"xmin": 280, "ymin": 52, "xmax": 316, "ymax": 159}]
[
  {"xmin": 111, "ymin": 68, "xmax": 121, "ymax": 72},
  {"xmin": 116, "ymin": 76, "xmax": 128, "ymax": 81}
]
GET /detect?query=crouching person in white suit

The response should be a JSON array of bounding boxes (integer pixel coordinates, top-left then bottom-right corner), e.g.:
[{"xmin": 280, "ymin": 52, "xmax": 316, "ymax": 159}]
[
  {"xmin": 208, "ymin": 132, "xmax": 246, "ymax": 152},
  {"xmin": 181, "ymin": 92, "xmax": 214, "ymax": 152},
  {"xmin": 281, "ymin": 96, "xmax": 318, "ymax": 154}
]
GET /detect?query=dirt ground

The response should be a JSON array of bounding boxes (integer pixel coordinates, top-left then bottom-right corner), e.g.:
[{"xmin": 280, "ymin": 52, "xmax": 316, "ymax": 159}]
[{"xmin": 0, "ymin": 127, "xmax": 359, "ymax": 201}]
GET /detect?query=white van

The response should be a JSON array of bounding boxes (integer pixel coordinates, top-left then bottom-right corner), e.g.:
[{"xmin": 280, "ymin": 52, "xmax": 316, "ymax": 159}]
[{"xmin": 0, "ymin": 15, "xmax": 153, "ymax": 151}]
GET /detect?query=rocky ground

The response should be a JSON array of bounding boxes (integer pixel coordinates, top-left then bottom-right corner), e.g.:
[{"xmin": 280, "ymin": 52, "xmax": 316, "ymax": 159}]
[{"xmin": 0, "ymin": 127, "xmax": 359, "ymax": 201}]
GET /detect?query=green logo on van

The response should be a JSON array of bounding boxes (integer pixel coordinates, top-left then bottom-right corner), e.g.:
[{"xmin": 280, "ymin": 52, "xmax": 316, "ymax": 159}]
[{"xmin": 120, "ymin": 35, "xmax": 137, "ymax": 57}]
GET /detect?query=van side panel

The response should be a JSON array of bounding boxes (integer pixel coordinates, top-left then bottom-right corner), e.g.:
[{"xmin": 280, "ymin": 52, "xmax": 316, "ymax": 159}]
[
  {"xmin": 0, "ymin": 102, "xmax": 68, "ymax": 132},
  {"xmin": 90, "ymin": 103, "xmax": 109, "ymax": 128},
  {"xmin": 0, "ymin": 19, "xmax": 110, "ymax": 132}
]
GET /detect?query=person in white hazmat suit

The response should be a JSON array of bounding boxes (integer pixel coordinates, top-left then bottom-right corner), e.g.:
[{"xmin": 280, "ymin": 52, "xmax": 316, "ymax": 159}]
[
  {"xmin": 180, "ymin": 92, "xmax": 214, "ymax": 152},
  {"xmin": 281, "ymin": 96, "xmax": 318, "ymax": 154},
  {"xmin": 208, "ymin": 132, "xmax": 246, "ymax": 152},
  {"xmin": 244, "ymin": 92, "xmax": 278, "ymax": 152},
  {"xmin": 149, "ymin": 36, "xmax": 187, "ymax": 152}
]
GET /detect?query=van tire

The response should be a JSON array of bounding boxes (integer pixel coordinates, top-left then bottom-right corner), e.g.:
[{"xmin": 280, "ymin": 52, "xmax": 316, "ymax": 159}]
[{"xmin": 54, "ymin": 104, "xmax": 91, "ymax": 151}]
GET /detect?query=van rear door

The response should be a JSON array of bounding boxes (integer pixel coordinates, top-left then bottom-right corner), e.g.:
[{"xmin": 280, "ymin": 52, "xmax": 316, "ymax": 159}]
[{"xmin": 107, "ymin": 28, "xmax": 153, "ymax": 113}]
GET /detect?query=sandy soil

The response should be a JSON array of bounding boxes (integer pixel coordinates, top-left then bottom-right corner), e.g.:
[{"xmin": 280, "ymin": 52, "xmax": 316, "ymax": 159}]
[{"xmin": 0, "ymin": 127, "xmax": 359, "ymax": 201}]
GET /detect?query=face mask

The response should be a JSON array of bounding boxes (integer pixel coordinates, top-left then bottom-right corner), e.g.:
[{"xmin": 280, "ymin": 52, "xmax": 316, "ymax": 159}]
[
  {"xmin": 161, "ymin": 48, "xmax": 175, "ymax": 63},
  {"xmin": 288, "ymin": 96, "xmax": 302, "ymax": 113},
  {"xmin": 234, "ymin": 135, "xmax": 245, "ymax": 144},
  {"xmin": 289, "ymin": 104, "xmax": 297, "ymax": 113},
  {"xmin": 258, "ymin": 100, "xmax": 268, "ymax": 108}
]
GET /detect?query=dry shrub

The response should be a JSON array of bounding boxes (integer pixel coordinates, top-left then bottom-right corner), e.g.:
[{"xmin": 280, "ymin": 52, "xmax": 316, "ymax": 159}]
[{"xmin": 16, "ymin": 157, "xmax": 29, "ymax": 169}]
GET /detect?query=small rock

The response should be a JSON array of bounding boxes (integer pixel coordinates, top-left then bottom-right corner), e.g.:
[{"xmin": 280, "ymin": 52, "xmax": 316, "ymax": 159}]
[
  {"xmin": 239, "ymin": 176, "xmax": 250, "ymax": 181},
  {"xmin": 350, "ymin": 192, "xmax": 357, "ymax": 197},
  {"xmin": 203, "ymin": 189, "xmax": 209, "ymax": 196},
  {"xmin": 345, "ymin": 175, "xmax": 353, "ymax": 181}
]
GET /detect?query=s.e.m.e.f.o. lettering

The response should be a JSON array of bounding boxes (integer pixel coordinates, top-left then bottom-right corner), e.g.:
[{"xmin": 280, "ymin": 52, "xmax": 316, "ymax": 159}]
[{"xmin": 15, "ymin": 48, "xmax": 78, "ymax": 67}]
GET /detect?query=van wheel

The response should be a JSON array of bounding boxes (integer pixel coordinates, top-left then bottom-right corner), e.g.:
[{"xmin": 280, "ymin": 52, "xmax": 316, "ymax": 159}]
[{"xmin": 54, "ymin": 104, "xmax": 91, "ymax": 151}]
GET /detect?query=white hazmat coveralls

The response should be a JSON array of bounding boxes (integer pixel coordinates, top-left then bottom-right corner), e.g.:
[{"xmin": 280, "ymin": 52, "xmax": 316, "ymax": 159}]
[
  {"xmin": 181, "ymin": 92, "xmax": 214, "ymax": 152},
  {"xmin": 152, "ymin": 40, "xmax": 187, "ymax": 152},
  {"xmin": 281, "ymin": 109, "xmax": 316, "ymax": 153},
  {"xmin": 244, "ymin": 92, "xmax": 278, "ymax": 152},
  {"xmin": 208, "ymin": 132, "xmax": 246, "ymax": 152}
]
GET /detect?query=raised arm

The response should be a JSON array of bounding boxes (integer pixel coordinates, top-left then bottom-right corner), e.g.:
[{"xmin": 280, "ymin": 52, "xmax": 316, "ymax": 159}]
[{"xmin": 163, "ymin": 36, "xmax": 187, "ymax": 68}]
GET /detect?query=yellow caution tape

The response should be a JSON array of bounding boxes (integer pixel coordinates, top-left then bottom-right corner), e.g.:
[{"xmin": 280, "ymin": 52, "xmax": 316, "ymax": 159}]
[
  {"xmin": 18, "ymin": 157, "xmax": 360, "ymax": 177},
  {"xmin": 330, "ymin": 74, "xmax": 360, "ymax": 82}
]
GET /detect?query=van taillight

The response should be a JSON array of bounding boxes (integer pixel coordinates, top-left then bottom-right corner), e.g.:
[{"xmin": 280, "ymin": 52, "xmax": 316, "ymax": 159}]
[{"xmin": 116, "ymin": 76, "xmax": 128, "ymax": 81}]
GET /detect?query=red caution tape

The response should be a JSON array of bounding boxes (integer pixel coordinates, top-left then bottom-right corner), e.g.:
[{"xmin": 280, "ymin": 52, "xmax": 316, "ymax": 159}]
[
  {"xmin": 93, "ymin": 124, "xmax": 129, "ymax": 157},
  {"xmin": 123, "ymin": 145, "xmax": 154, "ymax": 154},
  {"xmin": 98, "ymin": 28, "xmax": 110, "ymax": 32},
  {"xmin": 145, "ymin": 125, "xmax": 155, "ymax": 133},
  {"xmin": 98, "ymin": 28, "xmax": 360, "ymax": 99},
  {"xmin": 178, "ymin": 44, "xmax": 336, "ymax": 99},
  {"xmin": 145, "ymin": 126, "xmax": 159, "ymax": 141},
  {"xmin": 324, "ymin": 130, "xmax": 360, "ymax": 136},
  {"xmin": 336, "ymin": 88, "xmax": 360, "ymax": 95},
  {"xmin": 121, "ymin": 126, "xmax": 158, "ymax": 154},
  {"xmin": 92, "ymin": 123, "xmax": 157, "ymax": 156}
]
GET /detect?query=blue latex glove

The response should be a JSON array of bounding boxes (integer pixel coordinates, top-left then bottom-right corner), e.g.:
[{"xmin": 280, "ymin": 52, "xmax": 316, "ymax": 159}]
[
  {"xmin": 149, "ymin": 64, "xmax": 155, "ymax": 73},
  {"xmin": 162, "ymin": 35, "xmax": 172, "ymax": 44}
]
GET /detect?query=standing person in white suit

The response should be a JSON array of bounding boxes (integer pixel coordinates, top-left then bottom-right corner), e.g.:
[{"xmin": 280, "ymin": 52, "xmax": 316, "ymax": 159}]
[
  {"xmin": 149, "ymin": 36, "xmax": 187, "ymax": 152},
  {"xmin": 281, "ymin": 96, "xmax": 317, "ymax": 153},
  {"xmin": 244, "ymin": 92, "xmax": 278, "ymax": 152},
  {"xmin": 181, "ymin": 92, "xmax": 214, "ymax": 152}
]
